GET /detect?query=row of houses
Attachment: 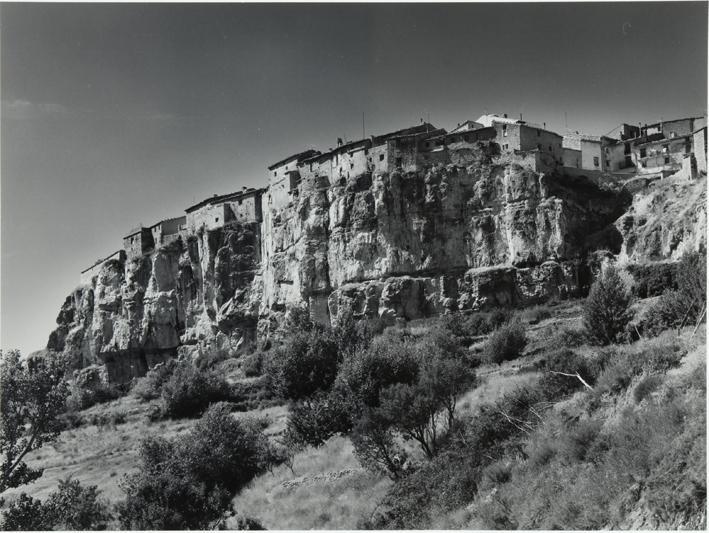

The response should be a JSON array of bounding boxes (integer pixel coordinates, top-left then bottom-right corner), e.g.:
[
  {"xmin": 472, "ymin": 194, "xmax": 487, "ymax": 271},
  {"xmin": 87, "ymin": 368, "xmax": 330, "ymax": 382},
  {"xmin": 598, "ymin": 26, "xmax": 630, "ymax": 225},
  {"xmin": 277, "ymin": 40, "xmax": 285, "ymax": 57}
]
[{"xmin": 82, "ymin": 112, "xmax": 707, "ymax": 281}]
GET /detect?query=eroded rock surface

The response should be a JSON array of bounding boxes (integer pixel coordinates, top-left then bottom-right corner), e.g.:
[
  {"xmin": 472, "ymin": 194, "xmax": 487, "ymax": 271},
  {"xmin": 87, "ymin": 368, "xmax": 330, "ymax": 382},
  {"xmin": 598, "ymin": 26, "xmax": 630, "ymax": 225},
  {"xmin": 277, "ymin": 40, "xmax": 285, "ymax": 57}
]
[{"xmin": 50, "ymin": 156, "xmax": 701, "ymax": 384}]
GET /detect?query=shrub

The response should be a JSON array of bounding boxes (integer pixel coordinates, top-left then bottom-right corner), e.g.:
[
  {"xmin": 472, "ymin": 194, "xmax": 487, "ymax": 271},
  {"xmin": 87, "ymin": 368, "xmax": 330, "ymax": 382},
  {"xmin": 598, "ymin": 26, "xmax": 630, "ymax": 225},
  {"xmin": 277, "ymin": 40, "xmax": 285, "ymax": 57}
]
[
  {"xmin": 241, "ymin": 351, "xmax": 264, "ymax": 377},
  {"xmin": 1, "ymin": 479, "xmax": 112, "ymax": 531},
  {"xmin": 284, "ymin": 390, "xmax": 353, "ymax": 448},
  {"xmin": 160, "ymin": 360, "xmax": 233, "ymax": 418},
  {"xmin": 132, "ymin": 359, "xmax": 177, "ymax": 401},
  {"xmin": 483, "ymin": 320, "xmax": 527, "ymax": 364},
  {"xmin": 265, "ymin": 326, "xmax": 339, "ymax": 401},
  {"xmin": 537, "ymin": 348, "xmax": 597, "ymax": 400},
  {"xmin": 626, "ymin": 262, "xmax": 678, "ymax": 298},
  {"xmin": 633, "ymin": 374, "xmax": 664, "ymax": 404},
  {"xmin": 117, "ymin": 403, "xmax": 278, "ymax": 529},
  {"xmin": 488, "ymin": 308, "xmax": 513, "ymax": 330},
  {"xmin": 524, "ymin": 305, "xmax": 553, "ymax": 325},
  {"xmin": 583, "ymin": 266, "xmax": 634, "ymax": 345}
]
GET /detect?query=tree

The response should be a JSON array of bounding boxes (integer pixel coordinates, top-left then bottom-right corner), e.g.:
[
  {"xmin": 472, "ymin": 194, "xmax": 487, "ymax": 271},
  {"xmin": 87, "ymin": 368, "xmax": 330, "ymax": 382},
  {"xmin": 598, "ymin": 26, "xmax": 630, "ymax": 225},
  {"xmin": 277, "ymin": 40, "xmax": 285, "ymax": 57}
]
[
  {"xmin": 583, "ymin": 266, "xmax": 634, "ymax": 345},
  {"xmin": 117, "ymin": 403, "xmax": 279, "ymax": 529},
  {"xmin": 0, "ymin": 350, "xmax": 69, "ymax": 492},
  {"xmin": 1, "ymin": 478, "xmax": 112, "ymax": 531}
]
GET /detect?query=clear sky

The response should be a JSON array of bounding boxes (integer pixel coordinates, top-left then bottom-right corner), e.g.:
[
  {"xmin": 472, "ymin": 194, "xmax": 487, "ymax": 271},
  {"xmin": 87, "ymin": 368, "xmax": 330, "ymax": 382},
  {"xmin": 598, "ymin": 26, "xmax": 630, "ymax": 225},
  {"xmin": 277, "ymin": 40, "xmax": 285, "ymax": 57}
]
[{"xmin": 1, "ymin": 2, "xmax": 707, "ymax": 354}]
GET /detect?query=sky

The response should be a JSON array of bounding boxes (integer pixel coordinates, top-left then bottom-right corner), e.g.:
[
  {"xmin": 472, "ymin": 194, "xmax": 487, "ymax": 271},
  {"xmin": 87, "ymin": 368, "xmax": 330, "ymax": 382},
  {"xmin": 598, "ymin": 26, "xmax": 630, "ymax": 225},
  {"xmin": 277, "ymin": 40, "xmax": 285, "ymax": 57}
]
[{"xmin": 1, "ymin": 2, "xmax": 707, "ymax": 354}]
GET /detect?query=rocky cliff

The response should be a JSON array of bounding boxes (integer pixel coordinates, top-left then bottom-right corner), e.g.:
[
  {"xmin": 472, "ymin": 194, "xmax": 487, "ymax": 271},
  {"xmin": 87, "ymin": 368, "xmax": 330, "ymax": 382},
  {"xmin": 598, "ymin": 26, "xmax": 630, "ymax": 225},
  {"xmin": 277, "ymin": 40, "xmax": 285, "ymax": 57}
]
[{"xmin": 48, "ymin": 149, "xmax": 706, "ymax": 383}]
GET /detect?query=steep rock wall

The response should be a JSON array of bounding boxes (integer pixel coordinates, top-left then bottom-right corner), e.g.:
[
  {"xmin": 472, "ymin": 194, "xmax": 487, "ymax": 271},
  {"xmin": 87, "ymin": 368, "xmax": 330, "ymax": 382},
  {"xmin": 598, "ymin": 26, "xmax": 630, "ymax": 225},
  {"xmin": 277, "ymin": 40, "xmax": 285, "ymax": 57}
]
[{"xmin": 50, "ymin": 155, "xmax": 638, "ymax": 383}]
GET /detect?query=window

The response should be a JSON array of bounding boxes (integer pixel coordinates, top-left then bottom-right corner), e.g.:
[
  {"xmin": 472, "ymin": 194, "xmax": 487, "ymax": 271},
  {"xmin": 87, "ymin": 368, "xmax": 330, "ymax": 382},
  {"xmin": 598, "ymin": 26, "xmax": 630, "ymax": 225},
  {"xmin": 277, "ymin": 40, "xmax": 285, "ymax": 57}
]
[
  {"xmin": 605, "ymin": 159, "xmax": 610, "ymax": 168},
  {"xmin": 640, "ymin": 148, "xmax": 647, "ymax": 158},
  {"xmin": 537, "ymin": 143, "xmax": 542, "ymax": 150},
  {"xmin": 537, "ymin": 130, "xmax": 541, "ymax": 137},
  {"xmin": 350, "ymin": 163, "xmax": 354, "ymax": 169},
  {"xmin": 503, "ymin": 143, "xmax": 509, "ymax": 150},
  {"xmin": 642, "ymin": 161, "xmax": 647, "ymax": 168},
  {"xmin": 662, "ymin": 144, "xmax": 669, "ymax": 154},
  {"xmin": 502, "ymin": 125, "xmax": 508, "ymax": 137},
  {"xmin": 274, "ymin": 171, "xmax": 277, "ymax": 177},
  {"xmin": 215, "ymin": 217, "xmax": 219, "ymax": 222},
  {"xmin": 365, "ymin": 148, "xmax": 369, "ymax": 155},
  {"xmin": 309, "ymin": 163, "xmax": 313, "ymax": 171},
  {"xmin": 379, "ymin": 154, "xmax": 385, "ymax": 162},
  {"xmin": 671, "ymin": 132, "xmax": 677, "ymax": 138},
  {"xmin": 664, "ymin": 156, "xmax": 670, "ymax": 164},
  {"xmin": 593, "ymin": 156, "xmax": 599, "ymax": 167},
  {"xmin": 463, "ymin": 135, "xmax": 470, "ymax": 142},
  {"xmin": 426, "ymin": 142, "xmax": 431, "ymax": 148},
  {"xmin": 548, "ymin": 146, "xmax": 552, "ymax": 152},
  {"xmin": 396, "ymin": 157, "xmax": 402, "ymax": 167}
]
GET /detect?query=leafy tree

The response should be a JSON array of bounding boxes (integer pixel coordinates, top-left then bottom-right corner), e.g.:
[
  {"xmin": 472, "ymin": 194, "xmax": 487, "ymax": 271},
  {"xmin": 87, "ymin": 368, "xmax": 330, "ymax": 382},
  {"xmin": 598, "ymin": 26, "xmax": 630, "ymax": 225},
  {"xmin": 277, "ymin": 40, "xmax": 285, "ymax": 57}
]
[
  {"xmin": 583, "ymin": 266, "xmax": 634, "ymax": 345},
  {"xmin": 0, "ymin": 350, "xmax": 69, "ymax": 492},
  {"xmin": 117, "ymin": 403, "xmax": 278, "ymax": 529},
  {"xmin": 265, "ymin": 326, "xmax": 339, "ymax": 401},
  {"xmin": 1, "ymin": 478, "xmax": 112, "ymax": 531},
  {"xmin": 483, "ymin": 320, "xmax": 528, "ymax": 364}
]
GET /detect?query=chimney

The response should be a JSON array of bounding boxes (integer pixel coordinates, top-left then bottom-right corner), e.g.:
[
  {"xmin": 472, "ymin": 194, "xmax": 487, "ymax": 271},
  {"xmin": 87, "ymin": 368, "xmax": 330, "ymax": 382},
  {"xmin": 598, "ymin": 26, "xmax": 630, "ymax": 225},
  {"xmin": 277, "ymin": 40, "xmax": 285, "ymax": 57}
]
[
  {"xmin": 503, "ymin": 113, "xmax": 508, "ymax": 118},
  {"xmin": 543, "ymin": 122, "xmax": 546, "ymax": 129},
  {"xmin": 337, "ymin": 137, "xmax": 343, "ymax": 147}
]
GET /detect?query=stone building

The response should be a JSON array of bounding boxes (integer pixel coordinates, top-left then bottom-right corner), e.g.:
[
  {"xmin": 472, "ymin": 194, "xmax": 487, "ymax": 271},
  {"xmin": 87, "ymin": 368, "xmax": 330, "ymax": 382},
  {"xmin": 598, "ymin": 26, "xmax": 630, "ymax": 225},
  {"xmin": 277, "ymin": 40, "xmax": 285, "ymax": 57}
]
[
  {"xmin": 123, "ymin": 227, "xmax": 155, "ymax": 258},
  {"xmin": 185, "ymin": 187, "xmax": 265, "ymax": 233},
  {"xmin": 693, "ymin": 125, "xmax": 707, "ymax": 176},
  {"xmin": 80, "ymin": 250, "xmax": 126, "ymax": 285},
  {"xmin": 266, "ymin": 149, "xmax": 320, "ymax": 212},
  {"xmin": 562, "ymin": 133, "xmax": 619, "ymax": 172},
  {"xmin": 150, "ymin": 216, "xmax": 186, "ymax": 247},
  {"xmin": 562, "ymin": 147, "xmax": 582, "ymax": 168}
]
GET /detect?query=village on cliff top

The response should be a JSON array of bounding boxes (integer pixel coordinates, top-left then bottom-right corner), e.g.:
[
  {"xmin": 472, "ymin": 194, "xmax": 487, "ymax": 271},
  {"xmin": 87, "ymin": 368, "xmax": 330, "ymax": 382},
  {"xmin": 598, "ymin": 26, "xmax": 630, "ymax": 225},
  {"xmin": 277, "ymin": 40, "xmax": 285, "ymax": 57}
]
[{"xmin": 80, "ymin": 112, "xmax": 709, "ymax": 283}]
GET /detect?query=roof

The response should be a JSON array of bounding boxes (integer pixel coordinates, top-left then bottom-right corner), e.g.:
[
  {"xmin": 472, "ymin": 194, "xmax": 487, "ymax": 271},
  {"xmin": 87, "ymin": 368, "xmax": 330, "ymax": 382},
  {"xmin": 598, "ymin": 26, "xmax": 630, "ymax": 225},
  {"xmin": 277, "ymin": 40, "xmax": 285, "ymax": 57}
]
[
  {"xmin": 124, "ymin": 226, "xmax": 148, "ymax": 238},
  {"xmin": 268, "ymin": 149, "xmax": 320, "ymax": 170},
  {"xmin": 149, "ymin": 215, "xmax": 186, "ymax": 229},
  {"xmin": 475, "ymin": 114, "xmax": 522, "ymax": 128},
  {"xmin": 644, "ymin": 116, "xmax": 706, "ymax": 129},
  {"xmin": 185, "ymin": 187, "xmax": 266, "ymax": 213},
  {"xmin": 372, "ymin": 123, "xmax": 438, "ymax": 144},
  {"xmin": 451, "ymin": 120, "xmax": 483, "ymax": 133},
  {"xmin": 81, "ymin": 250, "xmax": 124, "ymax": 273}
]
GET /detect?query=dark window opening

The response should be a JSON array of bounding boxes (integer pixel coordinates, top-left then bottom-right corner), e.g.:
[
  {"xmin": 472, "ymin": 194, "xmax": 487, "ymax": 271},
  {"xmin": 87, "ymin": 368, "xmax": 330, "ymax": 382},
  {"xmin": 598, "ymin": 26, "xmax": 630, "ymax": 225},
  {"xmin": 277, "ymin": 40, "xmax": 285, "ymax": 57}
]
[
  {"xmin": 640, "ymin": 148, "xmax": 647, "ymax": 158},
  {"xmin": 396, "ymin": 157, "xmax": 402, "ymax": 167},
  {"xmin": 502, "ymin": 125, "xmax": 508, "ymax": 136},
  {"xmin": 664, "ymin": 156, "xmax": 670, "ymax": 164},
  {"xmin": 379, "ymin": 154, "xmax": 385, "ymax": 162},
  {"xmin": 273, "ymin": 171, "xmax": 277, "ymax": 177},
  {"xmin": 350, "ymin": 163, "xmax": 354, "ymax": 169},
  {"xmin": 463, "ymin": 135, "xmax": 470, "ymax": 142},
  {"xmin": 593, "ymin": 156, "xmax": 599, "ymax": 167},
  {"xmin": 537, "ymin": 130, "xmax": 541, "ymax": 137}
]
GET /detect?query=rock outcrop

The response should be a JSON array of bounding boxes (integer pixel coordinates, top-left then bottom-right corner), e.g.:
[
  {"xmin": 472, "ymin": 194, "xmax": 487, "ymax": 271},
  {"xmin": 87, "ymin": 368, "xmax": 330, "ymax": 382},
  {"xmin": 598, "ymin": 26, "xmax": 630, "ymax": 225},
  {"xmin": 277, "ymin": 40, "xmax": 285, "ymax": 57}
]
[{"xmin": 49, "ymin": 149, "xmax": 704, "ymax": 384}]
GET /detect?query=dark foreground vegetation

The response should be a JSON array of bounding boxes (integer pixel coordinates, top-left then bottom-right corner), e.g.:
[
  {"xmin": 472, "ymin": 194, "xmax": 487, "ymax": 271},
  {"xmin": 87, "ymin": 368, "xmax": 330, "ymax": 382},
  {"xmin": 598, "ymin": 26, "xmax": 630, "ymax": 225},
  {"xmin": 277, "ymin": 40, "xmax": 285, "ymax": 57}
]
[{"xmin": 0, "ymin": 251, "xmax": 705, "ymax": 529}]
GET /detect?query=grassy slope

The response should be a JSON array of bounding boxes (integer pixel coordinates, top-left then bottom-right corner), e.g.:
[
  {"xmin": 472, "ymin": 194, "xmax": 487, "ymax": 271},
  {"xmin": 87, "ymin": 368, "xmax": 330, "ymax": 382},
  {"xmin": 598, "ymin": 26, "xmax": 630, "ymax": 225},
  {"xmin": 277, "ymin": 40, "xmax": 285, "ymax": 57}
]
[{"xmin": 0, "ymin": 298, "xmax": 600, "ymax": 530}]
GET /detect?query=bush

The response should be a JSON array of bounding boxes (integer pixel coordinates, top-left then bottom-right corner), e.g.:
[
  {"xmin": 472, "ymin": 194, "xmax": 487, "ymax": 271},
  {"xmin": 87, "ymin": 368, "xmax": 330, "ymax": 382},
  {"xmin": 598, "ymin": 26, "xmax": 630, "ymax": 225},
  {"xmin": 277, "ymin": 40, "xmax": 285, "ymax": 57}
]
[
  {"xmin": 284, "ymin": 390, "xmax": 353, "ymax": 448},
  {"xmin": 132, "ymin": 359, "xmax": 177, "ymax": 401},
  {"xmin": 1, "ymin": 478, "xmax": 112, "ymax": 530},
  {"xmin": 626, "ymin": 262, "xmax": 678, "ymax": 298},
  {"xmin": 537, "ymin": 348, "xmax": 597, "ymax": 400},
  {"xmin": 265, "ymin": 326, "xmax": 339, "ymax": 401},
  {"xmin": 241, "ymin": 351, "xmax": 264, "ymax": 377},
  {"xmin": 524, "ymin": 305, "xmax": 553, "ymax": 325},
  {"xmin": 583, "ymin": 266, "xmax": 634, "ymax": 345},
  {"xmin": 483, "ymin": 320, "xmax": 527, "ymax": 364},
  {"xmin": 160, "ymin": 360, "xmax": 234, "ymax": 418},
  {"xmin": 117, "ymin": 403, "xmax": 279, "ymax": 529}
]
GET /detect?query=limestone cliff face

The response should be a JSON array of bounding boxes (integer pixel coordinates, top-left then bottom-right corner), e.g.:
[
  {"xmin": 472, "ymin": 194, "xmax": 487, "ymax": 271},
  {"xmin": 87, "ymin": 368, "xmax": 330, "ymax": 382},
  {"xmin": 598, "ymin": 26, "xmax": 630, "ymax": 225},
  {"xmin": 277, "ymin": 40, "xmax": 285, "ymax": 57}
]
[
  {"xmin": 615, "ymin": 175, "xmax": 707, "ymax": 263},
  {"xmin": 50, "ymin": 155, "xmax": 638, "ymax": 383}
]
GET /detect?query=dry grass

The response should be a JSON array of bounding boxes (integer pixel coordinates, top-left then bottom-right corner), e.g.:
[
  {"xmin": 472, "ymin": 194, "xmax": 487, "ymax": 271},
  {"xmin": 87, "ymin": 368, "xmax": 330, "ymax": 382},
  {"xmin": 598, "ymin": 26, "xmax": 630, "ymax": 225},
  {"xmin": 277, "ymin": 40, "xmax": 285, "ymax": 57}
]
[{"xmin": 229, "ymin": 435, "xmax": 392, "ymax": 529}]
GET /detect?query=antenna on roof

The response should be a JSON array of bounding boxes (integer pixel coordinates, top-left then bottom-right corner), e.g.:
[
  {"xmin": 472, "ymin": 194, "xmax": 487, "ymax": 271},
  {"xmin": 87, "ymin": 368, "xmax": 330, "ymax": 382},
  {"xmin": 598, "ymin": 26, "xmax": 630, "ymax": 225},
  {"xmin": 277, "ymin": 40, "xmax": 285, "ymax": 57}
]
[
  {"xmin": 362, "ymin": 112, "xmax": 365, "ymax": 139},
  {"xmin": 564, "ymin": 111, "xmax": 568, "ymax": 129}
]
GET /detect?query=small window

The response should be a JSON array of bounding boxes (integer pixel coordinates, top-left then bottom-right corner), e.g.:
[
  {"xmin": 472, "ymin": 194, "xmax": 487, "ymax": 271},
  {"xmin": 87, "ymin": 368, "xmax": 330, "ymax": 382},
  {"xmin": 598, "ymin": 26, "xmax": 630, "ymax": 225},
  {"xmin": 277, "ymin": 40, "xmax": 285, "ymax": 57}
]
[
  {"xmin": 503, "ymin": 143, "xmax": 509, "ymax": 150},
  {"xmin": 426, "ymin": 142, "xmax": 431, "ymax": 148},
  {"xmin": 593, "ymin": 156, "xmax": 599, "ymax": 167},
  {"xmin": 640, "ymin": 148, "xmax": 647, "ymax": 158},
  {"xmin": 537, "ymin": 143, "xmax": 542, "ymax": 150},
  {"xmin": 605, "ymin": 159, "xmax": 610, "ymax": 167},
  {"xmin": 396, "ymin": 157, "xmax": 402, "ymax": 167},
  {"xmin": 642, "ymin": 161, "xmax": 647, "ymax": 168},
  {"xmin": 449, "ymin": 136, "xmax": 456, "ymax": 143},
  {"xmin": 238, "ymin": 199, "xmax": 243, "ymax": 205},
  {"xmin": 365, "ymin": 148, "xmax": 369, "ymax": 155},
  {"xmin": 548, "ymin": 146, "xmax": 552, "ymax": 152},
  {"xmin": 350, "ymin": 162, "xmax": 354, "ymax": 169},
  {"xmin": 309, "ymin": 163, "xmax": 313, "ymax": 171},
  {"xmin": 502, "ymin": 125, "xmax": 508, "ymax": 137},
  {"xmin": 273, "ymin": 171, "xmax": 277, "ymax": 177},
  {"xmin": 537, "ymin": 130, "xmax": 541, "ymax": 137},
  {"xmin": 662, "ymin": 144, "xmax": 669, "ymax": 153},
  {"xmin": 463, "ymin": 135, "xmax": 470, "ymax": 142},
  {"xmin": 215, "ymin": 217, "xmax": 219, "ymax": 222},
  {"xmin": 379, "ymin": 154, "xmax": 384, "ymax": 161},
  {"xmin": 664, "ymin": 156, "xmax": 670, "ymax": 164},
  {"xmin": 671, "ymin": 132, "xmax": 677, "ymax": 138}
]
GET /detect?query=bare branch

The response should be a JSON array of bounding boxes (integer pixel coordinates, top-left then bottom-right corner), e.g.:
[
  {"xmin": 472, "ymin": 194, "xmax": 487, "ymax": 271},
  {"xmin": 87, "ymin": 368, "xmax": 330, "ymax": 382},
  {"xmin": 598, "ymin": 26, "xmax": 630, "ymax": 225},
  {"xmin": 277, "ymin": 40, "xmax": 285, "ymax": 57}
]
[{"xmin": 549, "ymin": 371, "xmax": 594, "ymax": 391}]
